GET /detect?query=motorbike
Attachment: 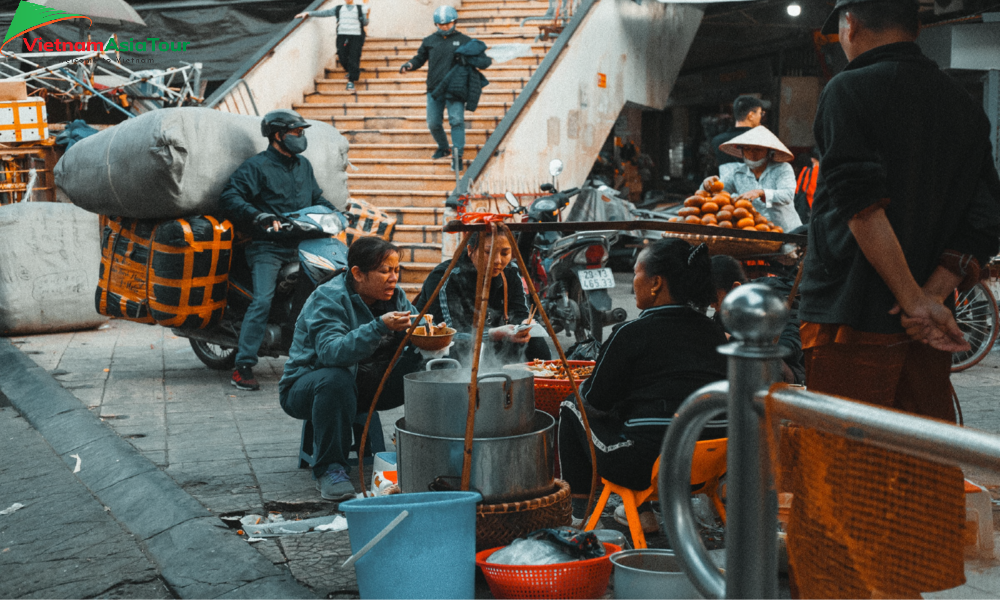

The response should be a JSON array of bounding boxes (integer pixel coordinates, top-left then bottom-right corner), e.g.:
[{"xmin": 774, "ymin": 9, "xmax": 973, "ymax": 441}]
[
  {"xmin": 175, "ymin": 205, "xmax": 351, "ymax": 370},
  {"xmin": 504, "ymin": 160, "xmax": 627, "ymax": 343}
]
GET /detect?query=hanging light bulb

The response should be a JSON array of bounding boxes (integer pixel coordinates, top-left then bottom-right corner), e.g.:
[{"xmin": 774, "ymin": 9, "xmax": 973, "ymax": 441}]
[{"xmin": 787, "ymin": 2, "xmax": 802, "ymax": 16}]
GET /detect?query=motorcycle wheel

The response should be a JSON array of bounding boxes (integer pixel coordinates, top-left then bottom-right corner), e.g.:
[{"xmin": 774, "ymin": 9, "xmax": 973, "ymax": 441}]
[
  {"xmin": 190, "ymin": 339, "xmax": 237, "ymax": 371},
  {"xmin": 574, "ymin": 286, "xmax": 604, "ymax": 343}
]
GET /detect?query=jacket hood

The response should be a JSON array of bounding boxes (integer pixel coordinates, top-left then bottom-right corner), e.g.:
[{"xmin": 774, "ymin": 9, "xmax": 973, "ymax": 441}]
[{"xmin": 455, "ymin": 39, "xmax": 488, "ymax": 56}]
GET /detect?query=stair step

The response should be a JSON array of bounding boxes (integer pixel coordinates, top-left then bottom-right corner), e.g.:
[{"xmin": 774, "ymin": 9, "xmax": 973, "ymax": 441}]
[
  {"xmin": 364, "ymin": 38, "xmax": 552, "ymax": 53},
  {"xmin": 458, "ymin": 7, "xmax": 550, "ymax": 18},
  {"xmin": 349, "ymin": 173, "xmax": 459, "ymax": 192},
  {"xmin": 332, "ymin": 114, "xmax": 503, "ymax": 131},
  {"xmin": 356, "ymin": 57, "xmax": 543, "ymax": 71},
  {"xmin": 347, "ymin": 143, "xmax": 484, "ymax": 159},
  {"xmin": 351, "ymin": 157, "xmax": 469, "ymax": 175},
  {"xmin": 311, "ymin": 89, "xmax": 523, "ymax": 104},
  {"xmin": 298, "ymin": 101, "xmax": 511, "ymax": 118},
  {"xmin": 461, "ymin": 0, "xmax": 553, "ymax": 6},
  {"xmin": 351, "ymin": 189, "xmax": 450, "ymax": 207},
  {"xmin": 394, "ymin": 223, "xmax": 444, "ymax": 244},
  {"xmin": 399, "ymin": 262, "xmax": 440, "ymax": 284},
  {"xmin": 396, "ymin": 242, "xmax": 444, "ymax": 264},
  {"xmin": 341, "ymin": 129, "xmax": 491, "ymax": 144},
  {"xmin": 382, "ymin": 206, "xmax": 446, "ymax": 226},
  {"xmin": 318, "ymin": 77, "xmax": 529, "ymax": 93}
]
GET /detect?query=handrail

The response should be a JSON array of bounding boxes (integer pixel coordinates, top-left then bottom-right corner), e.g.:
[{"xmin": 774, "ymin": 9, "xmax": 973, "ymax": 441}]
[
  {"xmin": 660, "ymin": 282, "xmax": 1000, "ymax": 599},
  {"xmin": 448, "ymin": 0, "xmax": 598, "ymax": 205},
  {"xmin": 204, "ymin": 0, "xmax": 328, "ymax": 109}
]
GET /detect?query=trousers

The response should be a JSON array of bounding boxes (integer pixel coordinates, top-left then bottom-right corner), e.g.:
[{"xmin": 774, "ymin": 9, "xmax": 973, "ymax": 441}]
[
  {"xmin": 426, "ymin": 93, "xmax": 465, "ymax": 153},
  {"xmin": 337, "ymin": 34, "xmax": 364, "ymax": 82},
  {"xmin": 236, "ymin": 242, "xmax": 298, "ymax": 367}
]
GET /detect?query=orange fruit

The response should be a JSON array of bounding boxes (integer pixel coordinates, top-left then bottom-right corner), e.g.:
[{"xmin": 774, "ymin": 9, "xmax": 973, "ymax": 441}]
[
  {"xmin": 720, "ymin": 204, "xmax": 735, "ymax": 214},
  {"xmin": 736, "ymin": 217, "xmax": 756, "ymax": 229},
  {"xmin": 678, "ymin": 207, "xmax": 700, "ymax": 217},
  {"xmin": 734, "ymin": 199, "xmax": 754, "ymax": 210},
  {"xmin": 695, "ymin": 189, "xmax": 711, "ymax": 198},
  {"xmin": 771, "ymin": 226, "xmax": 784, "ymax": 233},
  {"xmin": 754, "ymin": 214, "xmax": 767, "ymax": 225},
  {"xmin": 685, "ymin": 215, "xmax": 702, "ymax": 224},
  {"xmin": 743, "ymin": 226, "xmax": 758, "ymax": 231},
  {"xmin": 712, "ymin": 194, "xmax": 729, "ymax": 205},
  {"xmin": 668, "ymin": 217, "xmax": 680, "ymax": 222},
  {"xmin": 718, "ymin": 220, "xmax": 733, "ymax": 228},
  {"xmin": 701, "ymin": 214, "xmax": 718, "ymax": 225},
  {"xmin": 733, "ymin": 207, "xmax": 750, "ymax": 220},
  {"xmin": 708, "ymin": 180, "xmax": 725, "ymax": 193},
  {"xmin": 684, "ymin": 196, "xmax": 705, "ymax": 208},
  {"xmin": 755, "ymin": 224, "xmax": 770, "ymax": 232},
  {"xmin": 716, "ymin": 210, "xmax": 733, "ymax": 222},
  {"xmin": 701, "ymin": 202, "xmax": 719, "ymax": 214}
]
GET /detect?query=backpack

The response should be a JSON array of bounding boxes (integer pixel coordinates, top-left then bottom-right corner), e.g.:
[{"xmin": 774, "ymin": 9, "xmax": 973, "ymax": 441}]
[{"xmin": 334, "ymin": 4, "xmax": 366, "ymax": 35}]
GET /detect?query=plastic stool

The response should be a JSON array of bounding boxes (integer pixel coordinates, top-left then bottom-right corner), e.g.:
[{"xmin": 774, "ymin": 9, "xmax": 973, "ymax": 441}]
[{"xmin": 298, "ymin": 412, "xmax": 386, "ymax": 469}]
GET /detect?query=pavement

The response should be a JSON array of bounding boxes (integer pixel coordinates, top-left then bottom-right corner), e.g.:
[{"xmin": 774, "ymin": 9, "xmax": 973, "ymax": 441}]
[{"xmin": 2, "ymin": 271, "xmax": 1000, "ymax": 598}]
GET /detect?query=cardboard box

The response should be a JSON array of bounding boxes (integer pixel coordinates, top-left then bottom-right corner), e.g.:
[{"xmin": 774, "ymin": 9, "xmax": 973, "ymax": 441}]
[
  {"xmin": 0, "ymin": 81, "xmax": 28, "ymax": 101},
  {"xmin": 0, "ymin": 98, "xmax": 48, "ymax": 142}
]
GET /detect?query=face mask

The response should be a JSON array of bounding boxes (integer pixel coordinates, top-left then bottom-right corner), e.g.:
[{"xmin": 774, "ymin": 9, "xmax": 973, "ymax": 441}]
[
  {"xmin": 281, "ymin": 132, "xmax": 308, "ymax": 155},
  {"xmin": 435, "ymin": 23, "xmax": 456, "ymax": 36},
  {"xmin": 744, "ymin": 156, "xmax": 767, "ymax": 169}
]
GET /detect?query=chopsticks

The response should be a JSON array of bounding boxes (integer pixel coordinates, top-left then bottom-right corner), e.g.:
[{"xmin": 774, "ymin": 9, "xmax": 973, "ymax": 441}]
[{"xmin": 526, "ymin": 304, "xmax": 537, "ymax": 326}]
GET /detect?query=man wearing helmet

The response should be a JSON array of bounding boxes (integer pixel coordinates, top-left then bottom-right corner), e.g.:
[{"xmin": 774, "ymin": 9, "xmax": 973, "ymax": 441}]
[
  {"xmin": 218, "ymin": 109, "xmax": 339, "ymax": 391},
  {"xmin": 399, "ymin": 5, "xmax": 471, "ymax": 168}
]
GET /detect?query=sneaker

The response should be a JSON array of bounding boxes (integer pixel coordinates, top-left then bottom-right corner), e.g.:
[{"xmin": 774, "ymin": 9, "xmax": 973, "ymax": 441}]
[
  {"xmin": 317, "ymin": 466, "xmax": 356, "ymax": 501},
  {"xmin": 231, "ymin": 366, "xmax": 260, "ymax": 391},
  {"xmin": 346, "ymin": 81, "xmax": 355, "ymax": 91},
  {"xmin": 614, "ymin": 504, "xmax": 660, "ymax": 534},
  {"xmin": 431, "ymin": 147, "xmax": 452, "ymax": 160}
]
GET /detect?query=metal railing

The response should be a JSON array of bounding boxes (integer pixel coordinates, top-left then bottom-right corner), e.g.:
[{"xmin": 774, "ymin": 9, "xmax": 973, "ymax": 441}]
[
  {"xmin": 520, "ymin": 0, "xmax": 581, "ymax": 26},
  {"xmin": 659, "ymin": 283, "xmax": 1000, "ymax": 599},
  {"xmin": 211, "ymin": 78, "xmax": 259, "ymax": 116}
]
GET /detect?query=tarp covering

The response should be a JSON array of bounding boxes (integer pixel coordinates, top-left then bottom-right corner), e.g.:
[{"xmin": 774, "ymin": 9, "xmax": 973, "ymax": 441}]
[
  {"xmin": 55, "ymin": 107, "xmax": 351, "ymax": 219},
  {"xmin": 11, "ymin": 1, "xmax": 311, "ymax": 82}
]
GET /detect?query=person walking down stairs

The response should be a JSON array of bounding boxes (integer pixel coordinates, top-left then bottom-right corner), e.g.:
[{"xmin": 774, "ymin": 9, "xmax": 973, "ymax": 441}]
[
  {"xmin": 431, "ymin": 37, "xmax": 491, "ymax": 173},
  {"xmin": 399, "ymin": 6, "xmax": 473, "ymax": 167},
  {"xmin": 296, "ymin": 0, "xmax": 370, "ymax": 91}
]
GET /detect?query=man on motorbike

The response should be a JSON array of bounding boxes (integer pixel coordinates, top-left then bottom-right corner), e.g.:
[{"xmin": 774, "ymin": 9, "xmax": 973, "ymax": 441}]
[{"xmin": 218, "ymin": 109, "xmax": 340, "ymax": 391}]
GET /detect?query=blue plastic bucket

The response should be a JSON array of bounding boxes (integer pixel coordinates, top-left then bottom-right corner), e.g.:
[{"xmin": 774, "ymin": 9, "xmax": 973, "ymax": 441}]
[{"xmin": 340, "ymin": 491, "xmax": 481, "ymax": 599}]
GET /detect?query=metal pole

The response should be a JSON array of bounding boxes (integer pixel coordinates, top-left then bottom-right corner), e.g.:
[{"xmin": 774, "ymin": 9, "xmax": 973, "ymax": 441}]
[
  {"xmin": 714, "ymin": 284, "xmax": 786, "ymax": 599},
  {"xmin": 986, "ymin": 70, "xmax": 999, "ymax": 177}
]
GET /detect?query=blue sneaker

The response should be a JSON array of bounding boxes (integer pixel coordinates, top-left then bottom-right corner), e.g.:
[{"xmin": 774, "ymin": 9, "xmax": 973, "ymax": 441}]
[{"xmin": 317, "ymin": 466, "xmax": 356, "ymax": 501}]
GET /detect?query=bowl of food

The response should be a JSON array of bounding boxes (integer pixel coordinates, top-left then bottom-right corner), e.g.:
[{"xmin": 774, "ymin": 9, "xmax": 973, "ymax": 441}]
[{"xmin": 410, "ymin": 323, "xmax": 456, "ymax": 351}]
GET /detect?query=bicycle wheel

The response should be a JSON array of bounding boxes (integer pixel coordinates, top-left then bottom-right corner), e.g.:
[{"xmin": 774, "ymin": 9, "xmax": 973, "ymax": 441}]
[{"xmin": 951, "ymin": 282, "xmax": 999, "ymax": 372}]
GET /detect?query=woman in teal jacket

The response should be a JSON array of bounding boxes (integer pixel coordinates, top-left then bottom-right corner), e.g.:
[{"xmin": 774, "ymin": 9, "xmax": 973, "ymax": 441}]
[{"xmin": 279, "ymin": 237, "xmax": 420, "ymax": 501}]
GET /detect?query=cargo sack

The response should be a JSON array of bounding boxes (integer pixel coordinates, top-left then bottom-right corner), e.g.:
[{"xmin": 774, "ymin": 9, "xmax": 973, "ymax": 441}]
[
  {"xmin": 97, "ymin": 217, "xmax": 156, "ymax": 323},
  {"xmin": 345, "ymin": 198, "xmax": 396, "ymax": 245},
  {"xmin": 0, "ymin": 203, "xmax": 107, "ymax": 336},
  {"xmin": 97, "ymin": 215, "xmax": 233, "ymax": 329},
  {"xmin": 148, "ymin": 216, "xmax": 233, "ymax": 329},
  {"xmin": 55, "ymin": 107, "xmax": 350, "ymax": 219}
]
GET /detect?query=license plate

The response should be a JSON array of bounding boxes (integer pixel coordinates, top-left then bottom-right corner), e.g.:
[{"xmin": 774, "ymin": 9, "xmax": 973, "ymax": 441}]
[{"xmin": 578, "ymin": 268, "xmax": 615, "ymax": 290}]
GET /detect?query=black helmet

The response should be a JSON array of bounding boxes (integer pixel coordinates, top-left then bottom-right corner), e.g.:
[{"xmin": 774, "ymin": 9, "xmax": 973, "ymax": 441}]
[{"xmin": 261, "ymin": 109, "xmax": 311, "ymax": 139}]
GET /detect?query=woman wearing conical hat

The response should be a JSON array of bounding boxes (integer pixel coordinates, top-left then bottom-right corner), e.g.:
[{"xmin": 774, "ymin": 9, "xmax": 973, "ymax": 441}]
[{"xmin": 702, "ymin": 126, "xmax": 802, "ymax": 231}]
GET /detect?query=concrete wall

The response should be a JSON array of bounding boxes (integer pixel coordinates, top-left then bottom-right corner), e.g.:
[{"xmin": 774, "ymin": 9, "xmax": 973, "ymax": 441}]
[
  {"xmin": 470, "ymin": 0, "xmax": 703, "ymax": 196},
  {"xmin": 366, "ymin": 0, "xmax": 462, "ymax": 39}
]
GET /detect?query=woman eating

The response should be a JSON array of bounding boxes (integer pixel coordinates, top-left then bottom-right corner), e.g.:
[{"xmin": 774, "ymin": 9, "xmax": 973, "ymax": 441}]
[
  {"xmin": 279, "ymin": 237, "xmax": 422, "ymax": 501},
  {"xmin": 415, "ymin": 230, "xmax": 550, "ymax": 363},
  {"xmin": 558, "ymin": 238, "xmax": 728, "ymax": 531},
  {"xmin": 703, "ymin": 125, "xmax": 801, "ymax": 231}
]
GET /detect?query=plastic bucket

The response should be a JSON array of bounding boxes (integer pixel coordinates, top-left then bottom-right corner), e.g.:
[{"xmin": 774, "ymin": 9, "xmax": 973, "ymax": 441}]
[
  {"xmin": 610, "ymin": 549, "xmax": 702, "ymax": 599},
  {"xmin": 339, "ymin": 491, "xmax": 481, "ymax": 599}
]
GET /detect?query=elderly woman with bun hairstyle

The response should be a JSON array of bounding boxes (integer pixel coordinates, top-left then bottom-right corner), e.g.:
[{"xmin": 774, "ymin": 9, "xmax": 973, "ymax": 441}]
[
  {"xmin": 703, "ymin": 125, "xmax": 801, "ymax": 232},
  {"xmin": 559, "ymin": 238, "xmax": 728, "ymax": 530}
]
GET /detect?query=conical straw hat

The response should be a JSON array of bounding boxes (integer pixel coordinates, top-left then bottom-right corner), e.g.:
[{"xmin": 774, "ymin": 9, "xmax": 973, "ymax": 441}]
[{"xmin": 719, "ymin": 126, "xmax": 794, "ymax": 163}]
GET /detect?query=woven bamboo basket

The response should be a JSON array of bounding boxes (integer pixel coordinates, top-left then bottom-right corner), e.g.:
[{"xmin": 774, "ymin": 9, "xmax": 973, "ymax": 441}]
[
  {"xmin": 662, "ymin": 231, "xmax": 785, "ymax": 257},
  {"xmin": 476, "ymin": 479, "xmax": 572, "ymax": 550}
]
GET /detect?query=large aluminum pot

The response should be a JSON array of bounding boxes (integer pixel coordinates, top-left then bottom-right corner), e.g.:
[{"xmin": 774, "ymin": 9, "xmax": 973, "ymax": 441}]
[
  {"xmin": 395, "ymin": 411, "xmax": 555, "ymax": 503},
  {"xmin": 403, "ymin": 358, "xmax": 535, "ymax": 438}
]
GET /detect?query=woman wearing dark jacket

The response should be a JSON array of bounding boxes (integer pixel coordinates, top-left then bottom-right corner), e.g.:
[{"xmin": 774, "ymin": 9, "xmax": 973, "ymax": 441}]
[
  {"xmin": 559, "ymin": 238, "xmax": 727, "ymax": 528},
  {"xmin": 414, "ymin": 231, "xmax": 550, "ymax": 364}
]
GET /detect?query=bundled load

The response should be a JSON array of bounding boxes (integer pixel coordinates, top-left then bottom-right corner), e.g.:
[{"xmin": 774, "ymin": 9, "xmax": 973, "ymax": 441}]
[
  {"xmin": 55, "ymin": 107, "xmax": 350, "ymax": 219},
  {"xmin": 0, "ymin": 203, "xmax": 107, "ymax": 335},
  {"xmin": 669, "ymin": 181, "xmax": 784, "ymax": 233},
  {"xmin": 97, "ymin": 215, "xmax": 233, "ymax": 329}
]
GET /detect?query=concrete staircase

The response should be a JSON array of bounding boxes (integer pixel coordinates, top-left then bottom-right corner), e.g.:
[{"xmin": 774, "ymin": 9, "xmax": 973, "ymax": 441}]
[{"xmin": 294, "ymin": 0, "xmax": 554, "ymax": 297}]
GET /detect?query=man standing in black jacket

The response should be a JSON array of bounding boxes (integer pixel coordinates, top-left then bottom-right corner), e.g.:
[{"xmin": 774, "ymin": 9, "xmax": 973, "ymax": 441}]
[
  {"xmin": 710, "ymin": 95, "xmax": 766, "ymax": 178},
  {"xmin": 400, "ymin": 5, "xmax": 471, "ymax": 169},
  {"xmin": 789, "ymin": 0, "xmax": 1000, "ymax": 596}
]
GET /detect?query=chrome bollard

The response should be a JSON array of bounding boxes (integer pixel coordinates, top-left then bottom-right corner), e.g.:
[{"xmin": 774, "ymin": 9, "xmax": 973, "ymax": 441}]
[{"xmin": 660, "ymin": 283, "xmax": 788, "ymax": 599}]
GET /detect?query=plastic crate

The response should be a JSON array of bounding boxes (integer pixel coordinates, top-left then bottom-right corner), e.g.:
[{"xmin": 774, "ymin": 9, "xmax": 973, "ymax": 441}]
[{"xmin": 476, "ymin": 542, "xmax": 620, "ymax": 599}]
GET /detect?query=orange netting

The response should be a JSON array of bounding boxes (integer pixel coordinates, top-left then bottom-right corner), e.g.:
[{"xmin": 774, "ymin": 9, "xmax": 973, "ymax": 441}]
[
  {"xmin": 97, "ymin": 217, "xmax": 156, "ymax": 323},
  {"xmin": 344, "ymin": 198, "xmax": 396, "ymax": 245},
  {"xmin": 767, "ymin": 391, "xmax": 966, "ymax": 599}
]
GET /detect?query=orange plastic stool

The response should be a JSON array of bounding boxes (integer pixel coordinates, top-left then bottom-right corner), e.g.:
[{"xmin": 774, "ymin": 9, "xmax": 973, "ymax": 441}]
[{"xmin": 584, "ymin": 438, "xmax": 728, "ymax": 549}]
